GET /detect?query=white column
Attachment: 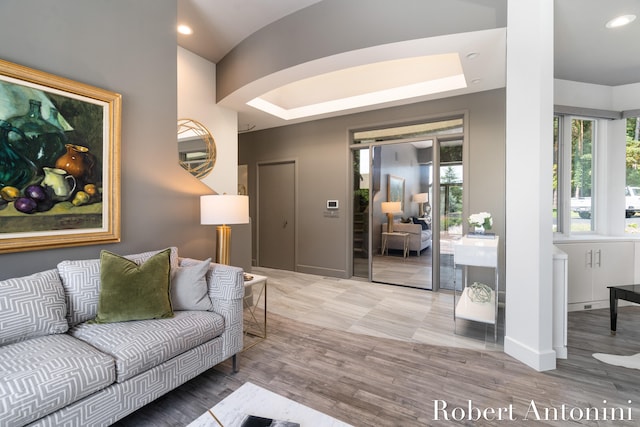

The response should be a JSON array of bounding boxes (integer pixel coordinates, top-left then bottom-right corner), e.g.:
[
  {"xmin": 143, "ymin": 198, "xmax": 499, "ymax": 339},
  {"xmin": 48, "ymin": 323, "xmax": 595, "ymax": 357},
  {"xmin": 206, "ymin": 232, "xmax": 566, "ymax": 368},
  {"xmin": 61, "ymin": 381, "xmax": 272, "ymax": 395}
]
[{"xmin": 504, "ymin": 0, "xmax": 556, "ymax": 371}]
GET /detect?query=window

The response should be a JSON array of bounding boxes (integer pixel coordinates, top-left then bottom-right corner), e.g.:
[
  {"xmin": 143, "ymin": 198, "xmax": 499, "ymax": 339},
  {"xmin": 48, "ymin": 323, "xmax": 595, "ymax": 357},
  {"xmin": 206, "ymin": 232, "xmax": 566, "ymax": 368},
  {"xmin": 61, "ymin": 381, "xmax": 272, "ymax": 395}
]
[
  {"xmin": 570, "ymin": 118, "xmax": 595, "ymax": 231},
  {"xmin": 554, "ymin": 116, "xmax": 596, "ymax": 234},
  {"xmin": 626, "ymin": 116, "xmax": 640, "ymax": 233}
]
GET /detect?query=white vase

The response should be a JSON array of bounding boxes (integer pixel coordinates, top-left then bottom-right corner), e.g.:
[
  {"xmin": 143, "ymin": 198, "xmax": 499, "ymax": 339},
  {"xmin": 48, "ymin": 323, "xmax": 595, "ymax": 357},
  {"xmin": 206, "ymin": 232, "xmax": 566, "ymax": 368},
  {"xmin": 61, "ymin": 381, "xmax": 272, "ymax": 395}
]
[{"xmin": 474, "ymin": 225, "xmax": 485, "ymax": 234}]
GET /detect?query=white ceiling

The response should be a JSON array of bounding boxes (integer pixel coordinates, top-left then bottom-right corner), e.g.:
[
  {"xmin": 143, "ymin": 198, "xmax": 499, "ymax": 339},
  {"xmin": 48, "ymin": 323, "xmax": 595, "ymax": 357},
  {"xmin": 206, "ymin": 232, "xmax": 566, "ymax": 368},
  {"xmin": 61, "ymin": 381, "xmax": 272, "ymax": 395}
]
[
  {"xmin": 177, "ymin": 0, "xmax": 640, "ymax": 131},
  {"xmin": 177, "ymin": 0, "xmax": 323, "ymax": 63},
  {"xmin": 554, "ymin": 0, "xmax": 640, "ymax": 86}
]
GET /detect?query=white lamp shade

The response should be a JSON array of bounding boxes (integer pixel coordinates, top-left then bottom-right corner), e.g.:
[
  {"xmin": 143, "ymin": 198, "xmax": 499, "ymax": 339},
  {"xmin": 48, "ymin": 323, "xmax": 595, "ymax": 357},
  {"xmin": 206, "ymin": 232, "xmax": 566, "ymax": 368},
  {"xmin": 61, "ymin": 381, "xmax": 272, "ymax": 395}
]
[
  {"xmin": 412, "ymin": 193, "xmax": 428, "ymax": 203},
  {"xmin": 381, "ymin": 201, "xmax": 402, "ymax": 214},
  {"xmin": 200, "ymin": 195, "xmax": 249, "ymax": 225}
]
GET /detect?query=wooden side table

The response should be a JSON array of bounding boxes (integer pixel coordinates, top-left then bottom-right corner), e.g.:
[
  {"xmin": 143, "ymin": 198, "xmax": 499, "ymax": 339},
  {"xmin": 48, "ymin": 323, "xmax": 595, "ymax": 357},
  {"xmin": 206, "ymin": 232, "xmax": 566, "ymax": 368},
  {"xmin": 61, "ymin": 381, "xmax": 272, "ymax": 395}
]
[
  {"xmin": 381, "ymin": 231, "xmax": 409, "ymax": 258},
  {"xmin": 243, "ymin": 274, "xmax": 267, "ymax": 350}
]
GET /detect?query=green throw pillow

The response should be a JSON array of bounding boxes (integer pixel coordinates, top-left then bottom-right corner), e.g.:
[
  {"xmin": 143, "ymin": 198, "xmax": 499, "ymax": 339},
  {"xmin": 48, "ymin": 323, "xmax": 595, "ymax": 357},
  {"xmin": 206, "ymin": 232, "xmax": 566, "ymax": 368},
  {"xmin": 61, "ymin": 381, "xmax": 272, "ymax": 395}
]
[{"xmin": 93, "ymin": 248, "xmax": 174, "ymax": 323}]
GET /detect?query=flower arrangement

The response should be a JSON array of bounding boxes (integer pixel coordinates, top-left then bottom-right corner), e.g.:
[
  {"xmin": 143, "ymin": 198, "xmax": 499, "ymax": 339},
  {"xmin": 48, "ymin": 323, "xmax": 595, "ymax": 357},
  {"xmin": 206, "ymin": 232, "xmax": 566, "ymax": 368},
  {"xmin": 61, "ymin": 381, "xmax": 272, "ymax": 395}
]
[{"xmin": 468, "ymin": 212, "xmax": 492, "ymax": 230}]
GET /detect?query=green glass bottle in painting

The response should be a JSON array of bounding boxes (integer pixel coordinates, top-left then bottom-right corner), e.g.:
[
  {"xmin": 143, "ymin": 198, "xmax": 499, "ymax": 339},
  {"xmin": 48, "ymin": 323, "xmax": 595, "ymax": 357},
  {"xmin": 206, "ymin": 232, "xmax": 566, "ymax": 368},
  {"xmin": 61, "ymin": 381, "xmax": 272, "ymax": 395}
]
[
  {"xmin": 7, "ymin": 99, "xmax": 67, "ymax": 168},
  {"xmin": 47, "ymin": 106, "xmax": 65, "ymax": 130},
  {"xmin": 0, "ymin": 119, "xmax": 38, "ymax": 189}
]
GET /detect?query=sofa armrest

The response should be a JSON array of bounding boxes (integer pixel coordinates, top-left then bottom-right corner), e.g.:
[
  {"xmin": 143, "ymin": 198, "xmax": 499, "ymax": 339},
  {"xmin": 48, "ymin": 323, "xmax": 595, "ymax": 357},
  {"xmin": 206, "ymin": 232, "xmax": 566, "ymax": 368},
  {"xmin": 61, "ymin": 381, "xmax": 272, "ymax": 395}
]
[
  {"xmin": 179, "ymin": 258, "xmax": 244, "ymax": 359},
  {"xmin": 206, "ymin": 263, "xmax": 244, "ymax": 359}
]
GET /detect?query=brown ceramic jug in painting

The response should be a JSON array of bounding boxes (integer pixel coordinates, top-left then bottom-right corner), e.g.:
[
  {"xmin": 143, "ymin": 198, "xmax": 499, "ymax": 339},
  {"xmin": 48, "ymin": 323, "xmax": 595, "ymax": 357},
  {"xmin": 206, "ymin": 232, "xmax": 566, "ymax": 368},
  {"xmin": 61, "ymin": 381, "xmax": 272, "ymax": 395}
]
[{"xmin": 55, "ymin": 143, "xmax": 94, "ymax": 179}]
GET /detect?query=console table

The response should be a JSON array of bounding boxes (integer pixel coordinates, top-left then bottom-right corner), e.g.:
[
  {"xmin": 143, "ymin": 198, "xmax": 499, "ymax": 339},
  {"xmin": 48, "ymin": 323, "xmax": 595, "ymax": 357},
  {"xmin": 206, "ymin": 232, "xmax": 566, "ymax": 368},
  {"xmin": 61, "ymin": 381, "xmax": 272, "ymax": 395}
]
[
  {"xmin": 608, "ymin": 284, "xmax": 640, "ymax": 335},
  {"xmin": 452, "ymin": 235, "xmax": 499, "ymax": 341}
]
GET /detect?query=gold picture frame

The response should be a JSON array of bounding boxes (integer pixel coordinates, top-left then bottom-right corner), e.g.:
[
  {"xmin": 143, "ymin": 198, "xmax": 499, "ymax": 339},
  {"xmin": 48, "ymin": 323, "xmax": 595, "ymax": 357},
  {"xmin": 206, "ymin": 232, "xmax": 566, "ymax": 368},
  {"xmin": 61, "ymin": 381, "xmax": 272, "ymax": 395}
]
[{"xmin": 0, "ymin": 59, "xmax": 121, "ymax": 253}]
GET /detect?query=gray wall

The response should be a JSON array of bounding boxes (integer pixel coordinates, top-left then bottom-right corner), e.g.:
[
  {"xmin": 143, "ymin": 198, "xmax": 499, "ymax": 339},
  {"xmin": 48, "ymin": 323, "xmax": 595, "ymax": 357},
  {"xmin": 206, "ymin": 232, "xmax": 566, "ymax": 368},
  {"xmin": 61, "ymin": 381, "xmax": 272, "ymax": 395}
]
[
  {"xmin": 239, "ymin": 88, "xmax": 506, "ymax": 279},
  {"xmin": 0, "ymin": 0, "xmax": 217, "ymax": 280}
]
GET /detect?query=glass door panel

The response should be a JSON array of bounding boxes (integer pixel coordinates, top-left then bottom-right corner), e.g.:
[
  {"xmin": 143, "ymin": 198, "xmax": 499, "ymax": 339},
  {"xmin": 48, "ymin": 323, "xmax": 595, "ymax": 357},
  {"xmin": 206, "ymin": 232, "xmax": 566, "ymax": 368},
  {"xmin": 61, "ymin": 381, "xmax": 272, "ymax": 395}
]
[
  {"xmin": 438, "ymin": 139, "xmax": 463, "ymax": 291},
  {"xmin": 371, "ymin": 143, "xmax": 433, "ymax": 289},
  {"xmin": 352, "ymin": 148, "xmax": 370, "ymax": 279}
]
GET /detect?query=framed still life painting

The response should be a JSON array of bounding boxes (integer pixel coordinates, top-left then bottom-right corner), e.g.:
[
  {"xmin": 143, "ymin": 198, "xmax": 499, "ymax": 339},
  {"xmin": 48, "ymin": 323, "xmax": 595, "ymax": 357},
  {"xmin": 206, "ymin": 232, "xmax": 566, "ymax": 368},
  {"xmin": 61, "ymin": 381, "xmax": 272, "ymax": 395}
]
[{"xmin": 0, "ymin": 59, "xmax": 121, "ymax": 253}]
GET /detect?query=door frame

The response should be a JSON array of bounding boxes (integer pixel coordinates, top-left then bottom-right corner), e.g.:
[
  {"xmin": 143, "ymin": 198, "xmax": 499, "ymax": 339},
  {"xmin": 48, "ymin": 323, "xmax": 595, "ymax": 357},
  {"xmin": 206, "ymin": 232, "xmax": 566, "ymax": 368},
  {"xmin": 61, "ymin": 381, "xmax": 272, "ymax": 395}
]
[
  {"xmin": 256, "ymin": 159, "xmax": 298, "ymax": 269},
  {"xmin": 348, "ymin": 114, "xmax": 467, "ymax": 291}
]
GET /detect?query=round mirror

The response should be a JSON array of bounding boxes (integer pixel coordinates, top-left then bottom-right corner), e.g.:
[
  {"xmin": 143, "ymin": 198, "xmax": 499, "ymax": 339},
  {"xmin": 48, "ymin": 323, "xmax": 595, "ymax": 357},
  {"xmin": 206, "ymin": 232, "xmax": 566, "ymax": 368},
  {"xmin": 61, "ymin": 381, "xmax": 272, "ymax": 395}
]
[{"xmin": 177, "ymin": 118, "xmax": 216, "ymax": 179}]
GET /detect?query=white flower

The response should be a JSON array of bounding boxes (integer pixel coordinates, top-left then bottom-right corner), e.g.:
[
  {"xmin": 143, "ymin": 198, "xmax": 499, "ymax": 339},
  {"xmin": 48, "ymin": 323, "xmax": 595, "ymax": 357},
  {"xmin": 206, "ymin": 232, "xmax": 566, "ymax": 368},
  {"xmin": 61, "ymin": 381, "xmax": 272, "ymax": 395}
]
[{"xmin": 468, "ymin": 212, "xmax": 492, "ymax": 229}]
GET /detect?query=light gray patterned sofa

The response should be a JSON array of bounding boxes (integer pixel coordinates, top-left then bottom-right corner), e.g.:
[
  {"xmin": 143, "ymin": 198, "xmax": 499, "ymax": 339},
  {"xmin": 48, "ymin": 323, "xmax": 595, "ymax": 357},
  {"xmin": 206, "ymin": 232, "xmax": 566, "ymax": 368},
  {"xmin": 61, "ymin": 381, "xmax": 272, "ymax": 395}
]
[{"xmin": 0, "ymin": 247, "xmax": 244, "ymax": 427}]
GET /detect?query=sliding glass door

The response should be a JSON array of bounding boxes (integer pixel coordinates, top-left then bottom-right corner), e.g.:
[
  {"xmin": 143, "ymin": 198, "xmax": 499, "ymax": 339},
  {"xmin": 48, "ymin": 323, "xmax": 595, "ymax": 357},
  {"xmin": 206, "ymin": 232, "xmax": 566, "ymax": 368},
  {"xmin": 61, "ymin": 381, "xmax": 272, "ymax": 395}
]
[
  {"xmin": 351, "ymin": 118, "xmax": 464, "ymax": 291},
  {"xmin": 370, "ymin": 142, "xmax": 433, "ymax": 288}
]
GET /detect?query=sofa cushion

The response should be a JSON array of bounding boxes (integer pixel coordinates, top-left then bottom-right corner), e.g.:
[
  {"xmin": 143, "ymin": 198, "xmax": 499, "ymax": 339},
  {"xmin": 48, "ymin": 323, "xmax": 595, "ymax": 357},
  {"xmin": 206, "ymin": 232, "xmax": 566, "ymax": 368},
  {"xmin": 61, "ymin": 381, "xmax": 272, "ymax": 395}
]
[
  {"xmin": 0, "ymin": 269, "xmax": 68, "ymax": 346},
  {"xmin": 0, "ymin": 334, "xmax": 115, "ymax": 426},
  {"xmin": 69, "ymin": 311, "xmax": 225, "ymax": 383},
  {"xmin": 93, "ymin": 249, "xmax": 173, "ymax": 324},
  {"xmin": 412, "ymin": 217, "xmax": 429, "ymax": 230},
  {"xmin": 58, "ymin": 247, "xmax": 179, "ymax": 326},
  {"xmin": 171, "ymin": 257, "xmax": 213, "ymax": 311}
]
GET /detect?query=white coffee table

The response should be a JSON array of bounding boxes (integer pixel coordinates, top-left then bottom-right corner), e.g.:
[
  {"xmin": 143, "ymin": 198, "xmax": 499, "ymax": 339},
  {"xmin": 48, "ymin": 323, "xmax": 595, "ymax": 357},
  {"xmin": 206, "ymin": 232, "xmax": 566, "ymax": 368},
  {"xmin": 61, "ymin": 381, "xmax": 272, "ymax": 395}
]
[{"xmin": 188, "ymin": 382, "xmax": 352, "ymax": 427}]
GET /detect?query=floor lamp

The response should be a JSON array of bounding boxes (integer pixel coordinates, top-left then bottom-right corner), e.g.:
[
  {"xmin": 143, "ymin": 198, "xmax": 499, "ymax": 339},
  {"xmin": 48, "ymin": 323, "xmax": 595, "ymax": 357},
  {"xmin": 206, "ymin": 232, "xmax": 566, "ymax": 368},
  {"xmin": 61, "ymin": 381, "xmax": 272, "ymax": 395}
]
[
  {"xmin": 200, "ymin": 194, "xmax": 249, "ymax": 265},
  {"xmin": 381, "ymin": 201, "xmax": 402, "ymax": 233}
]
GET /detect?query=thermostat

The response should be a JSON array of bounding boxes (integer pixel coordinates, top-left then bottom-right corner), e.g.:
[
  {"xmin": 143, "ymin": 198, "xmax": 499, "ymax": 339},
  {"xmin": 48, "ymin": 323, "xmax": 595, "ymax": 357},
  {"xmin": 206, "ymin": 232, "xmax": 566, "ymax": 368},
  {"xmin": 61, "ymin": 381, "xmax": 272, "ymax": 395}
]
[{"xmin": 327, "ymin": 200, "xmax": 339, "ymax": 209}]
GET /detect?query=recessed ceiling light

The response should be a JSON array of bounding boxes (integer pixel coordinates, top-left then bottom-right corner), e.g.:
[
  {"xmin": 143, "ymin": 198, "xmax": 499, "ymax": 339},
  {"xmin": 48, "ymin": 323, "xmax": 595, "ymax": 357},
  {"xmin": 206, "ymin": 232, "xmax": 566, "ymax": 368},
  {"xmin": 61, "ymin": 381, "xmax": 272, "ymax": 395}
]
[
  {"xmin": 177, "ymin": 24, "xmax": 193, "ymax": 35},
  {"xmin": 605, "ymin": 14, "xmax": 636, "ymax": 29}
]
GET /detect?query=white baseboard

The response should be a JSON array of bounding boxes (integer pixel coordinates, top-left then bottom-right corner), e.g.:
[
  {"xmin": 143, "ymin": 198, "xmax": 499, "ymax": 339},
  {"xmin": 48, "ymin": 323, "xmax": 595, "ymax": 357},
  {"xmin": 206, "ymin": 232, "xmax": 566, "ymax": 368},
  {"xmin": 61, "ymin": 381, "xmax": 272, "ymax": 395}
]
[
  {"xmin": 568, "ymin": 299, "xmax": 639, "ymax": 312},
  {"xmin": 504, "ymin": 336, "xmax": 557, "ymax": 371},
  {"xmin": 296, "ymin": 264, "xmax": 348, "ymax": 278}
]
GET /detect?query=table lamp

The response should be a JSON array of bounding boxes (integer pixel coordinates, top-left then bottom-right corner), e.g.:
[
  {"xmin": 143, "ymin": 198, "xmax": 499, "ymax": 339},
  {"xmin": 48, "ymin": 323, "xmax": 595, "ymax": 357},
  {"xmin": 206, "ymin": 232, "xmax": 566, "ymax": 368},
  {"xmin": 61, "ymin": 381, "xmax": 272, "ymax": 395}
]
[
  {"xmin": 201, "ymin": 194, "xmax": 249, "ymax": 265},
  {"xmin": 412, "ymin": 193, "xmax": 428, "ymax": 217},
  {"xmin": 381, "ymin": 201, "xmax": 402, "ymax": 233}
]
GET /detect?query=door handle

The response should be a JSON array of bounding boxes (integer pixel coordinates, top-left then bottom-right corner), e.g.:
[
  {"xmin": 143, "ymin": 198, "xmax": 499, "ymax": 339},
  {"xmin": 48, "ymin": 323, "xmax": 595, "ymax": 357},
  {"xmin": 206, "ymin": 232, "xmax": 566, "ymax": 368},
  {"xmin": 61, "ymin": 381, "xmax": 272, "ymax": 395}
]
[
  {"xmin": 586, "ymin": 250, "xmax": 593, "ymax": 268},
  {"xmin": 595, "ymin": 249, "xmax": 601, "ymax": 268}
]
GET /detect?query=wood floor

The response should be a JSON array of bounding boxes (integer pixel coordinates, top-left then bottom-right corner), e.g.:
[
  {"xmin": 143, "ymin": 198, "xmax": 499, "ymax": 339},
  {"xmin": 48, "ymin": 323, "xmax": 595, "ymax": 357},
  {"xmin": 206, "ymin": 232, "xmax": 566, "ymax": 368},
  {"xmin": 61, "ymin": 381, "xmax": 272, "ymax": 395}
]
[{"xmin": 113, "ymin": 269, "xmax": 640, "ymax": 427}]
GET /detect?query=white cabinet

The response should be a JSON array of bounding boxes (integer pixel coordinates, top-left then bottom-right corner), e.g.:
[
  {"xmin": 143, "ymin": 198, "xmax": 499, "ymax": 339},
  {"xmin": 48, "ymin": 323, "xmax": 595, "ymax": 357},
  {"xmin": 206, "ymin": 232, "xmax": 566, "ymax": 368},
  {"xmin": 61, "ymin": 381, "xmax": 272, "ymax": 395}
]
[{"xmin": 556, "ymin": 241, "xmax": 634, "ymax": 310}]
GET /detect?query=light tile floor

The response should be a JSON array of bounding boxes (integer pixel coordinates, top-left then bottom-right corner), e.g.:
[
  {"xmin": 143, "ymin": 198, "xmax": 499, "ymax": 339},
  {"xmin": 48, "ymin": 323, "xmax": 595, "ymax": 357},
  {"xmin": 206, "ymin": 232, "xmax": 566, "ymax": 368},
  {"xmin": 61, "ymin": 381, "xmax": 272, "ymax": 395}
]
[{"xmin": 253, "ymin": 266, "xmax": 503, "ymax": 352}]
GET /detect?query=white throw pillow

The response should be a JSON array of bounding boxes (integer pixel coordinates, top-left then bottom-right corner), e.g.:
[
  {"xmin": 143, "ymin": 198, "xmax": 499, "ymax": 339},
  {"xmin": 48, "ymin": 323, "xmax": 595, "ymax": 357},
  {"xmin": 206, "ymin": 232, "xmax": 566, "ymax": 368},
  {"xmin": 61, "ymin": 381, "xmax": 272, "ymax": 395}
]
[
  {"xmin": 170, "ymin": 258, "xmax": 213, "ymax": 311},
  {"xmin": 0, "ymin": 269, "xmax": 68, "ymax": 345}
]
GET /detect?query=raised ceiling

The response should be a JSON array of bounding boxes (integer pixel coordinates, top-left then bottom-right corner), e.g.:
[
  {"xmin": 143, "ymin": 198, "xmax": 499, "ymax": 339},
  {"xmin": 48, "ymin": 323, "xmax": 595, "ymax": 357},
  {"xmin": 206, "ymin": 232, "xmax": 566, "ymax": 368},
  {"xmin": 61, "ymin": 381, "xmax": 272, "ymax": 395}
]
[{"xmin": 177, "ymin": 0, "xmax": 640, "ymax": 131}]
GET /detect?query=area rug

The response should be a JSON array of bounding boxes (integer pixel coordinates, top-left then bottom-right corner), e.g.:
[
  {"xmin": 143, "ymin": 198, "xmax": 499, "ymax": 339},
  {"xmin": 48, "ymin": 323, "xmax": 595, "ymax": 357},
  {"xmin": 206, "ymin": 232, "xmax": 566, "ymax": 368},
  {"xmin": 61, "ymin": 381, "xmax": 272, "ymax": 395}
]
[{"xmin": 593, "ymin": 352, "xmax": 640, "ymax": 369}]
